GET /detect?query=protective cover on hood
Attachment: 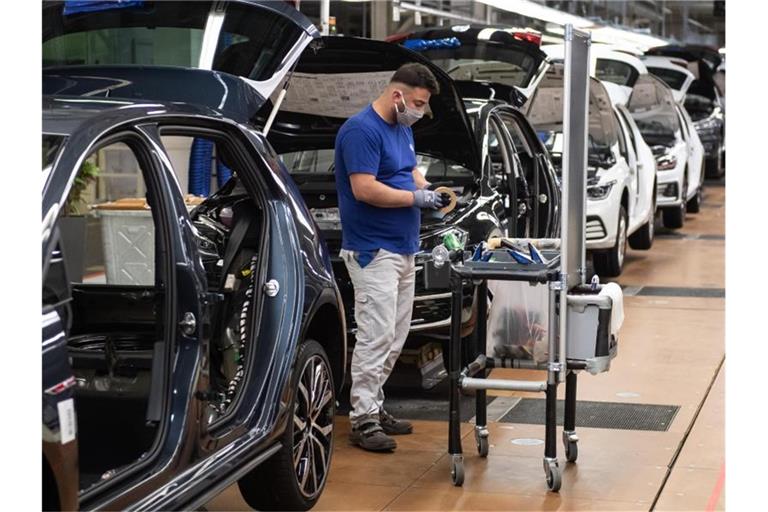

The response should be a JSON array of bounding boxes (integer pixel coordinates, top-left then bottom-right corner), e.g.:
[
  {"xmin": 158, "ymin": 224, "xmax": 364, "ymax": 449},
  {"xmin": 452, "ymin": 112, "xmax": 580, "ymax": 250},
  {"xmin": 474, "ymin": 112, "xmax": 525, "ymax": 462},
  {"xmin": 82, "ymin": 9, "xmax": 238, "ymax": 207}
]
[
  {"xmin": 524, "ymin": 65, "xmax": 619, "ymax": 149},
  {"xmin": 42, "ymin": 0, "xmax": 319, "ymax": 109},
  {"xmin": 262, "ymin": 36, "xmax": 482, "ymax": 175}
]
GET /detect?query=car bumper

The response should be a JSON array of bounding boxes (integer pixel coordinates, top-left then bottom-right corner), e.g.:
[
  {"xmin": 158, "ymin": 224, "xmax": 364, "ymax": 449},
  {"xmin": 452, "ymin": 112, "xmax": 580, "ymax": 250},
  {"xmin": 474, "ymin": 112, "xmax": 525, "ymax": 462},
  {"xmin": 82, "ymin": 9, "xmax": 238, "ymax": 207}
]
[{"xmin": 656, "ymin": 169, "xmax": 684, "ymax": 208}]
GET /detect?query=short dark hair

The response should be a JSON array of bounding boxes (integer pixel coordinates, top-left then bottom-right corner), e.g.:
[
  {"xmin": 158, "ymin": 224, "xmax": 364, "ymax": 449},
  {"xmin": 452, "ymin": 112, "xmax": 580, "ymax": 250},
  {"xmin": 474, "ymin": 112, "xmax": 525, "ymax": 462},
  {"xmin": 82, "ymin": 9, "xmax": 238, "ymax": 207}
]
[{"xmin": 390, "ymin": 63, "xmax": 440, "ymax": 95}]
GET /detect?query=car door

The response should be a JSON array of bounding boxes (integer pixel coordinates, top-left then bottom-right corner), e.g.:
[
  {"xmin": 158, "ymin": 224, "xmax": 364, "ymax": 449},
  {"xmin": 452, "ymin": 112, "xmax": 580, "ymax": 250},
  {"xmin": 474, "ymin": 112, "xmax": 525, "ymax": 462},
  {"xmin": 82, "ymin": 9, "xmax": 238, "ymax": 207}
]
[
  {"xmin": 678, "ymin": 105, "xmax": 705, "ymax": 193},
  {"xmin": 616, "ymin": 104, "xmax": 656, "ymax": 227},
  {"xmin": 613, "ymin": 108, "xmax": 640, "ymax": 219}
]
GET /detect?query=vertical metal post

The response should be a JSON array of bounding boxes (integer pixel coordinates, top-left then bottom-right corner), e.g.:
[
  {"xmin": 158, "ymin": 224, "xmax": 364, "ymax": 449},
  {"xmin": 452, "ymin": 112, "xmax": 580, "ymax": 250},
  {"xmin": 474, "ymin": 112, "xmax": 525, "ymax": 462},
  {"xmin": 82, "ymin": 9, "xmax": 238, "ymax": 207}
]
[
  {"xmin": 474, "ymin": 281, "xmax": 488, "ymax": 428},
  {"xmin": 448, "ymin": 274, "xmax": 464, "ymax": 456}
]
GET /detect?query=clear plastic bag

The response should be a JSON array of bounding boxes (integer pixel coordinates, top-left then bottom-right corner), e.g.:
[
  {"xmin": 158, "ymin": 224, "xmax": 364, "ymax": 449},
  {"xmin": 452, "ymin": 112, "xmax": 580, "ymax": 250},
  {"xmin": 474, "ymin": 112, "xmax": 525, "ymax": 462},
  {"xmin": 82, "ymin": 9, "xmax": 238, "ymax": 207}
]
[{"xmin": 486, "ymin": 280, "xmax": 550, "ymax": 363}]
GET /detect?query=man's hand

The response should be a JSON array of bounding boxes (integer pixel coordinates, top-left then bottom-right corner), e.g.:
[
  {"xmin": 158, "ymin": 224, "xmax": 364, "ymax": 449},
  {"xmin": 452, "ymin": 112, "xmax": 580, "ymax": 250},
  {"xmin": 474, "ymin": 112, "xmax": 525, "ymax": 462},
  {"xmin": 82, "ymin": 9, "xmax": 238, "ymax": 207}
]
[{"xmin": 412, "ymin": 189, "xmax": 451, "ymax": 210}]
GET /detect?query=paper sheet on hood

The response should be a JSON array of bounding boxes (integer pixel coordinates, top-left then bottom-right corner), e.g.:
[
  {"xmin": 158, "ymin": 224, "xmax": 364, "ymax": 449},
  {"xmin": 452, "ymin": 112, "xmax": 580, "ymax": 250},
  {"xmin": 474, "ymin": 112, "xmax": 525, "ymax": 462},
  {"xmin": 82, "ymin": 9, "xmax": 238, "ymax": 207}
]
[{"xmin": 276, "ymin": 71, "xmax": 395, "ymax": 119}]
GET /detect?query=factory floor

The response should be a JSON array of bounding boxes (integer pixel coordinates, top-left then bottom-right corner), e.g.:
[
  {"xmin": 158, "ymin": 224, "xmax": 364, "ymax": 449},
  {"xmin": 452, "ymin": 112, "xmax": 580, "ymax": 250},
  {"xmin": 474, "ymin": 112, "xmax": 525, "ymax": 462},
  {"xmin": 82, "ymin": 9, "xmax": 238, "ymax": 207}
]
[{"xmin": 206, "ymin": 181, "xmax": 725, "ymax": 512}]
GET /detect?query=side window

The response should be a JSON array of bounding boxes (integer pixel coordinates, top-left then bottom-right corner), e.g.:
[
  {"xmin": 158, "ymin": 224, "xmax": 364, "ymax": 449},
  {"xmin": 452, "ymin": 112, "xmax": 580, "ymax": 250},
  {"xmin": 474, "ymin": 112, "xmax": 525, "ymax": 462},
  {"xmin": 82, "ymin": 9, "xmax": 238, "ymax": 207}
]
[
  {"xmin": 59, "ymin": 141, "xmax": 158, "ymax": 287},
  {"xmin": 613, "ymin": 113, "xmax": 629, "ymax": 164},
  {"xmin": 676, "ymin": 107, "xmax": 689, "ymax": 141},
  {"xmin": 618, "ymin": 109, "xmax": 638, "ymax": 157}
]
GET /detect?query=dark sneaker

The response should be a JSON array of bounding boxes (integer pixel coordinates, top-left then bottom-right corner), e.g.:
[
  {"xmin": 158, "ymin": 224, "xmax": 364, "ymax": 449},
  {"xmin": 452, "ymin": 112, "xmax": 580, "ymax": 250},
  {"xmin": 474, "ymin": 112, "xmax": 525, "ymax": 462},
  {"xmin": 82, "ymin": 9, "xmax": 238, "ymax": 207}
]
[
  {"xmin": 349, "ymin": 421, "xmax": 397, "ymax": 452},
  {"xmin": 379, "ymin": 409, "xmax": 413, "ymax": 435}
]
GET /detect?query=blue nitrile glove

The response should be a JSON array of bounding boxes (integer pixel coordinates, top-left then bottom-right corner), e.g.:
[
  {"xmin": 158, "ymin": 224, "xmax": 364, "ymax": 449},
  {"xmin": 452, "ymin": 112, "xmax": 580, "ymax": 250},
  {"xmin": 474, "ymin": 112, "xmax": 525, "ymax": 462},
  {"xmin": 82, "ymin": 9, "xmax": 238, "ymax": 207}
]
[{"xmin": 413, "ymin": 189, "xmax": 450, "ymax": 210}]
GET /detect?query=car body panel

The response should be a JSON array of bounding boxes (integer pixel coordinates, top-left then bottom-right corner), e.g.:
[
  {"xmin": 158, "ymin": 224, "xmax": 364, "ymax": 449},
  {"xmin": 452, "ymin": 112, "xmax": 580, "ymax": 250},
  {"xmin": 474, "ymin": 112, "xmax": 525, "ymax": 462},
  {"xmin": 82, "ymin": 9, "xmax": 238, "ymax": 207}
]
[{"xmin": 42, "ymin": 100, "xmax": 344, "ymax": 510}]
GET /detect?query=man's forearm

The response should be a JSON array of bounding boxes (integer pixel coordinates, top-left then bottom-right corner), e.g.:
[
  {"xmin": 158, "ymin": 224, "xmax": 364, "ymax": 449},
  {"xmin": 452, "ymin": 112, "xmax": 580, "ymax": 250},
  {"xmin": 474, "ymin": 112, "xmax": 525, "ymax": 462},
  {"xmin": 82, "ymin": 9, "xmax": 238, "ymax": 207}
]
[
  {"xmin": 412, "ymin": 168, "xmax": 429, "ymax": 189},
  {"xmin": 354, "ymin": 179, "xmax": 415, "ymax": 208}
]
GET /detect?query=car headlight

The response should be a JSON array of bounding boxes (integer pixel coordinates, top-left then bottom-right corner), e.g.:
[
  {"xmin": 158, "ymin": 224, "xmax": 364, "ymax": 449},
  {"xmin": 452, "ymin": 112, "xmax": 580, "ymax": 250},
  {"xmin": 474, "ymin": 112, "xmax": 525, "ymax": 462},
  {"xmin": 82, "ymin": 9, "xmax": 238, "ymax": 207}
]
[
  {"xmin": 655, "ymin": 154, "xmax": 678, "ymax": 171},
  {"xmin": 587, "ymin": 179, "xmax": 616, "ymax": 201},
  {"xmin": 419, "ymin": 227, "xmax": 469, "ymax": 252}
]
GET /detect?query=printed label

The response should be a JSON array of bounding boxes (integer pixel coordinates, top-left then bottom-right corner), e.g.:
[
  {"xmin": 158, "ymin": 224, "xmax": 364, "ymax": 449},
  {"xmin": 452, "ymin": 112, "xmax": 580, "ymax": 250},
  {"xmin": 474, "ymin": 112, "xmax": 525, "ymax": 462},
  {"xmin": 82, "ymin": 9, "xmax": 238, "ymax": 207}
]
[{"xmin": 57, "ymin": 398, "xmax": 77, "ymax": 444}]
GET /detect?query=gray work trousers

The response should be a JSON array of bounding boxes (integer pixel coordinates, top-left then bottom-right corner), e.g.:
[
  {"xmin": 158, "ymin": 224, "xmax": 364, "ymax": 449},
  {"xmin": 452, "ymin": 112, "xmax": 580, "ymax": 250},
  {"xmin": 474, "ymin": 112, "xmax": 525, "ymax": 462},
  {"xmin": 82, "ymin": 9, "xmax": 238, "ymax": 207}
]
[{"xmin": 340, "ymin": 248, "xmax": 415, "ymax": 427}]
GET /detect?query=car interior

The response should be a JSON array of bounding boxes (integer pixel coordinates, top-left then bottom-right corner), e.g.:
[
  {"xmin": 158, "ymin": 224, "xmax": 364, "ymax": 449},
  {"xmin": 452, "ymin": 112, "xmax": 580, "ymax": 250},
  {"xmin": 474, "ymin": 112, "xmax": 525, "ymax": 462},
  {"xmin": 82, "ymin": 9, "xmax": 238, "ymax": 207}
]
[{"xmin": 48, "ymin": 134, "xmax": 264, "ymax": 490}]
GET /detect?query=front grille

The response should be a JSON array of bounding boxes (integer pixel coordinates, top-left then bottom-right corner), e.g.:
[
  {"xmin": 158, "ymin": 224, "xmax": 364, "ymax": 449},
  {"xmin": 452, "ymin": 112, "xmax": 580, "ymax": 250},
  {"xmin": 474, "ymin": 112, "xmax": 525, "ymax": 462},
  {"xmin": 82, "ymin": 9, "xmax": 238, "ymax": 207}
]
[{"xmin": 585, "ymin": 217, "xmax": 606, "ymax": 240}]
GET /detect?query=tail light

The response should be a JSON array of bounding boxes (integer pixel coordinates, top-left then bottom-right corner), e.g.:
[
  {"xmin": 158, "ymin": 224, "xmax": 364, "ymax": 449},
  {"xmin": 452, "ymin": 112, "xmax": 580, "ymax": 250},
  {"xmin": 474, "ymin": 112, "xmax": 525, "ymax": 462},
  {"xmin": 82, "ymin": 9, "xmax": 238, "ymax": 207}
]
[{"xmin": 512, "ymin": 30, "xmax": 542, "ymax": 46}]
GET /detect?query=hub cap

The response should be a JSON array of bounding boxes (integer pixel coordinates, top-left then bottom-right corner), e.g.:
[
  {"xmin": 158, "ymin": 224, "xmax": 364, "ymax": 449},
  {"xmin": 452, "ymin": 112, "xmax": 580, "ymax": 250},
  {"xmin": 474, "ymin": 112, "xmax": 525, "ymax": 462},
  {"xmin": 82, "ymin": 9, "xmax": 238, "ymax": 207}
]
[{"xmin": 293, "ymin": 354, "xmax": 334, "ymax": 499}]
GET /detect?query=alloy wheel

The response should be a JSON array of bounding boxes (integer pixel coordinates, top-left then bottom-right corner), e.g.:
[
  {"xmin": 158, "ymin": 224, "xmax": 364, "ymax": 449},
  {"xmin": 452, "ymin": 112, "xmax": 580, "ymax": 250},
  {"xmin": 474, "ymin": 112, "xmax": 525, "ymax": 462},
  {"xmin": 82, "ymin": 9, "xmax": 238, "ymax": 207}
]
[{"xmin": 292, "ymin": 354, "xmax": 334, "ymax": 500}]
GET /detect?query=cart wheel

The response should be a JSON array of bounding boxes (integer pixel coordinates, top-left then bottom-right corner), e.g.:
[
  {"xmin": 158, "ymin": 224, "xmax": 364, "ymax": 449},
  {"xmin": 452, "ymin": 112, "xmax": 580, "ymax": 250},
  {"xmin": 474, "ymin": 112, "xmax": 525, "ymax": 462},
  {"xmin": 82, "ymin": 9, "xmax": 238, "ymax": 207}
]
[
  {"xmin": 451, "ymin": 455, "xmax": 465, "ymax": 486},
  {"xmin": 474, "ymin": 427, "xmax": 489, "ymax": 458},
  {"xmin": 476, "ymin": 436, "xmax": 489, "ymax": 457},
  {"xmin": 544, "ymin": 458, "xmax": 562, "ymax": 492},
  {"xmin": 565, "ymin": 439, "xmax": 578, "ymax": 463},
  {"xmin": 562, "ymin": 431, "xmax": 579, "ymax": 463}
]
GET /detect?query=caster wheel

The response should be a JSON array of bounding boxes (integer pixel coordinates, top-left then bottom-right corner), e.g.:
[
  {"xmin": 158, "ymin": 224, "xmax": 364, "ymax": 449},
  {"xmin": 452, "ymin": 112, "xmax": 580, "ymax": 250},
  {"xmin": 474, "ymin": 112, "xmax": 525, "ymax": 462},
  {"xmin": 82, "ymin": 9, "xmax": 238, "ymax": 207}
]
[
  {"xmin": 544, "ymin": 459, "xmax": 561, "ymax": 492},
  {"xmin": 474, "ymin": 427, "xmax": 489, "ymax": 458},
  {"xmin": 451, "ymin": 456, "xmax": 465, "ymax": 486},
  {"xmin": 477, "ymin": 436, "xmax": 489, "ymax": 457},
  {"xmin": 562, "ymin": 431, "xmax": 579, "ymax": 463}
]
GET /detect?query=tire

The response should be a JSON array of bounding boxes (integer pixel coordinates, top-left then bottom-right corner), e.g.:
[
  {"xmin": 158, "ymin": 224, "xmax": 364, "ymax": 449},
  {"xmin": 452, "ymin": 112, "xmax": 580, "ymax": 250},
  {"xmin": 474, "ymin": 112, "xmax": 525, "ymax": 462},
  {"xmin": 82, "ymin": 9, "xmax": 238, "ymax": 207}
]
[
  {"xmin": 238, "ymin": 339, "xmax": 335, "ymax": 511},
  {"xmin": 705, "ymin": 150, "xmax": 724, "ymax": 179},
  {"xmin": 628, "ymin": 191, "xmax": 655, "ymax": 251},
  {"xmin": 686, "ymin": 185, "xmax": 702, "ymax": 214},
  {"xmin": 593, "ymin": 205, "xmax": 627, "ymax": 278},
  {"xmin": 662, "ymin": 176, "xmax": 687, "ymax": 229}
]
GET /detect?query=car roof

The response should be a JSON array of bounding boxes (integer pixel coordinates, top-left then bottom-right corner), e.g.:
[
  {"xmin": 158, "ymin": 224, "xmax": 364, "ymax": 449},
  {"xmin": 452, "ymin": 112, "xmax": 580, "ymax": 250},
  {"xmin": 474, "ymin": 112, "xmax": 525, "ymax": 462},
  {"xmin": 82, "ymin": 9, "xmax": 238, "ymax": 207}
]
[{"xmin": 42, "ymin": 95, "xmax": 226, "ymax": 137}]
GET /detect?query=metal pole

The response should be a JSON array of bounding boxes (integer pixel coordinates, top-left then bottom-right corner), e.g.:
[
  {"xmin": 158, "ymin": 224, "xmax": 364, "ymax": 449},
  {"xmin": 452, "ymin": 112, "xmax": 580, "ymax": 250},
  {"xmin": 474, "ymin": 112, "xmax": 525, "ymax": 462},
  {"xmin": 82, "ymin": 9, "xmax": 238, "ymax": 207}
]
[{"xmin": 320, "ymin": 0, "xmax": 330, "ymax": 36}]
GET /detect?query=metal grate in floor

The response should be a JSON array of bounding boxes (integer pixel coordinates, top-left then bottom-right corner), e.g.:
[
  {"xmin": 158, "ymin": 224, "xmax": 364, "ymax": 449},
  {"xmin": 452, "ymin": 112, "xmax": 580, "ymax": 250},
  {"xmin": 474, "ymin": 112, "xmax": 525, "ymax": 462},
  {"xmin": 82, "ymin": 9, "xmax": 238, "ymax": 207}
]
[
  {"xmin": 499, "ymin": 399, "xmax": 680, "ymax": 432},
  {"xmin": 637, "ymin": 286, "xmax": 725, "ymax": 298}
]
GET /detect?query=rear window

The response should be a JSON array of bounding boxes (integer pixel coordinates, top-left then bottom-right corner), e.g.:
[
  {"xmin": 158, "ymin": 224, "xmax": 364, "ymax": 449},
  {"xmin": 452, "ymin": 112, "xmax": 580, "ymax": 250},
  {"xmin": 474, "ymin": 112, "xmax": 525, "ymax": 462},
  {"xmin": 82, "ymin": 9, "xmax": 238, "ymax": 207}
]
[
  {"xmin": 421, "ymin": 43, "xmax": 541, "ymax": 89},
  {"xmin": 647, "ymin": 67, "xmax": 688, "ymax": 90},
  {"xmin": 43, "ymin": 1, "xmax": 302, "ymax": 81},
  {"xmin": 595, "ymin": 59, "xmax": 639, "ymax": 87}
]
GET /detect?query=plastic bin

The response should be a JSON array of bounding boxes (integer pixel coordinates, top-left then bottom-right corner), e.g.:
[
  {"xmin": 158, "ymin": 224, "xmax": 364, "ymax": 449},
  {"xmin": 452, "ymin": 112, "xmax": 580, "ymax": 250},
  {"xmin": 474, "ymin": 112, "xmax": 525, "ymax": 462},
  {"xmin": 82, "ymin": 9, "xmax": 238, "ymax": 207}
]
[{"xmin": 96, "ymin": 209, "xmax": 155, "ymax": 286}]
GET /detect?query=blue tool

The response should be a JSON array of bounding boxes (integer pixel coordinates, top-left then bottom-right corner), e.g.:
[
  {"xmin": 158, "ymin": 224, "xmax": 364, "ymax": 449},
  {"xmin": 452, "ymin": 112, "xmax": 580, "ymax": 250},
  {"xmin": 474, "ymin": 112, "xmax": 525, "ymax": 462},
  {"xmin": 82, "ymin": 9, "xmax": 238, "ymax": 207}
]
[
  {"xmin": 528, "ymin": 242, "xmax": 546, "ymax": 264},
  {"xmin": 481, "ymin": 251, "xmax": 493, "ymax": 262},
  {"xmin": 472, "ymin": 243, "xmax": 485, "ymax": 262},
  {"xmin": 507, "ymin": 249, "xmax": 535, "ymax": 265}
]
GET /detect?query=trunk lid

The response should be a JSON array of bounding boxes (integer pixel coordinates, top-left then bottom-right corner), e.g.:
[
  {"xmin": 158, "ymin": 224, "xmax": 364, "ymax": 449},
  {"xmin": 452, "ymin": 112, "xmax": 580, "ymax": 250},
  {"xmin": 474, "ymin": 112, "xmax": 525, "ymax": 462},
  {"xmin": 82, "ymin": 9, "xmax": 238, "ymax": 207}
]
[{"xmin": 43, "ymin": 0, "xmax": 319, "ymax": 112}]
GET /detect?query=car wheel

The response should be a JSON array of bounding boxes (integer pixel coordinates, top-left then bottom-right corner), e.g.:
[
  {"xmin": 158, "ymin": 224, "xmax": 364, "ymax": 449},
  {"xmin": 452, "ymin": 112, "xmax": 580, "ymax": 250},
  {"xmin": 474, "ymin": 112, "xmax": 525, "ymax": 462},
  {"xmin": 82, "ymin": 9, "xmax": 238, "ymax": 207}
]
[
  {"xmin": 705, "ymin": 150, "xmax": 724, "ymax": 179},
  {"xmin": 594, "ymin": 205, "xmax": 627, "ymax": 278},
  {"xmin": 629, "ymin": 193, "xmax": 655, "ymax": 251},
  {"xmin": 663, "ymin": 176, "xmax": 687, "ymax": 229},
  {"xmin": 238, "ymin": 339, "xmax": 335, "ymax": 511},
  {"xmin": 686, "ymin": 184, "xmax": 702, "ymax": 213}
]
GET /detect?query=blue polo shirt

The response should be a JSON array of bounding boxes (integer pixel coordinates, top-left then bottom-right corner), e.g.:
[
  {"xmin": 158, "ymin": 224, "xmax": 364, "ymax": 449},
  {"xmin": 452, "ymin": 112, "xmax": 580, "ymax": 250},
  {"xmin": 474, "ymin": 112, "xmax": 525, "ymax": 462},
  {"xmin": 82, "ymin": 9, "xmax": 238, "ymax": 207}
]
[{"xmin": 335, "ymin": 104, "xmax": 420, "ymax": 255}]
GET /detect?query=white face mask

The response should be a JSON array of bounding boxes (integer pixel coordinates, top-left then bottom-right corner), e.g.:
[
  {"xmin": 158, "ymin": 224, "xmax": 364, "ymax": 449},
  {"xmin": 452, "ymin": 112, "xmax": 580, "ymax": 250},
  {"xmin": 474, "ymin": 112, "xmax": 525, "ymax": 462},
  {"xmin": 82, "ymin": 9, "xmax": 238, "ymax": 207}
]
[{"xmin": 394, "ymin": 90, "xmax": 424, "ymax": 127}]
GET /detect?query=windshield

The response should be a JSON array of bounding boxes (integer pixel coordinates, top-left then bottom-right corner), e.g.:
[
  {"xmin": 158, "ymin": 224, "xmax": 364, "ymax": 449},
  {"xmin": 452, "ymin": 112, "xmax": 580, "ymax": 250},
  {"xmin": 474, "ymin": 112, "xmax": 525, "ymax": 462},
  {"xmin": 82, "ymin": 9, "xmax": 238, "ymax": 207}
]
[
  {"xmin": 595, "ymin": 58, "xmax": 639, "ymax": 87},
  {"xmin": 43, "ymin": 1, "xmax": 302, "ymax": 82},
  {"xmin": 684, "ymin": 94, "xmax": 716, "ymax": 122},
  {"xmin": 422, "ymin": 43, "xmax": 541, "ymax": 89},
  {"xmin": 647, "ymin": 66, "xmax": 688, "ymax": 91}
]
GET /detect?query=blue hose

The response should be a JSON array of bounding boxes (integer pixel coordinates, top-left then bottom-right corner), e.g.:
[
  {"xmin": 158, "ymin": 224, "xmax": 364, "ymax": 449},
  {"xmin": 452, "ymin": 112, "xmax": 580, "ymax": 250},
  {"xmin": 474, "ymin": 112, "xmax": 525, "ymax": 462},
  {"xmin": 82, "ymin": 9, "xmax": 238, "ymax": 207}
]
[
  {"xmin": 188, "ymin": 138, "xmax": 213, "ymax": 196},
  {"xmin": 217, "ymin": 160, "xmax": 233, "ymax": 188}
]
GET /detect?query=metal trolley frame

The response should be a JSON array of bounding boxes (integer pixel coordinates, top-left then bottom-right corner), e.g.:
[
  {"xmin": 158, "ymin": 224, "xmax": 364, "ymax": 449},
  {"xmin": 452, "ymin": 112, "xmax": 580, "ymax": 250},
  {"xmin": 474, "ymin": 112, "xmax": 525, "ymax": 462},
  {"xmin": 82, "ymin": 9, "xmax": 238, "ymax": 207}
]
[{"xmin": 446, "ymin": 248, "xmax": 599, "ymax": 490}]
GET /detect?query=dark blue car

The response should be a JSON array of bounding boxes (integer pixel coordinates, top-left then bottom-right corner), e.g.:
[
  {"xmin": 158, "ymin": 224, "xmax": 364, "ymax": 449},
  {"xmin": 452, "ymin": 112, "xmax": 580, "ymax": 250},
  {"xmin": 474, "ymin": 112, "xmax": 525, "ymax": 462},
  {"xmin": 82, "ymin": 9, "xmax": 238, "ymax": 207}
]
[{"xmin": 42, "ymin": 1, "xmax": 345, "ymax": 509}]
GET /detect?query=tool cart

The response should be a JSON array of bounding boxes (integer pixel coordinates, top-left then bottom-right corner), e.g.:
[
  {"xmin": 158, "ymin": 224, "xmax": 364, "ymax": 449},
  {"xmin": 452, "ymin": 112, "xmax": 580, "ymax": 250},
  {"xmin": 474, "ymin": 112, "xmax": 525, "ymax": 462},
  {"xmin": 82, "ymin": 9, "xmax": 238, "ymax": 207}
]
[{"xmin": 427, "ymin": 25, "xmax": 624, "ymax": 490}]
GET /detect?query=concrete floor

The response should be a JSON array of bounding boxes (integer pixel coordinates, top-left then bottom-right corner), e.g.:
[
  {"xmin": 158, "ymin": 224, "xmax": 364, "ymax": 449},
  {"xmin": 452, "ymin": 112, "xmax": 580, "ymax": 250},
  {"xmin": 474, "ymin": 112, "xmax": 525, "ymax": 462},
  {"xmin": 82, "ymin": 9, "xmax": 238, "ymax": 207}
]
[{"xmin": 206, "ymin": 183, "xmax": 725, "ymax": 511}]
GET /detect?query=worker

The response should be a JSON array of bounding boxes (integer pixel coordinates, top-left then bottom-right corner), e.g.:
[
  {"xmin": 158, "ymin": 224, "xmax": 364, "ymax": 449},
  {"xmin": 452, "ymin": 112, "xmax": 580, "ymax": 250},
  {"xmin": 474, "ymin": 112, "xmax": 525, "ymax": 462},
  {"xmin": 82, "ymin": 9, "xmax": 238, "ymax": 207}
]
[{"xmin": 335, "ymin": 63, "xmax": 449, "ymax": 452}]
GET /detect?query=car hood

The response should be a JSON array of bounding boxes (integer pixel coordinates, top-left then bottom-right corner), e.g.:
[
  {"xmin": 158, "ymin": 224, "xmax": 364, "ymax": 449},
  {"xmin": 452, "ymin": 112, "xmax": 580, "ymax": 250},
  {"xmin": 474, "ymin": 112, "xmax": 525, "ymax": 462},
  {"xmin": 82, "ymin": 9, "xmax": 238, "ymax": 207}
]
[
  {"xmin": 393, "ymin": 26, "xmax": 549, "ymax": 102},
  {"xmin": 263, "ymin": 36, "xmax": 482, "ymax": 175},
  {"xmin": 42, "ymin": 0, "xmax": 319, "ymax": 111}
]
